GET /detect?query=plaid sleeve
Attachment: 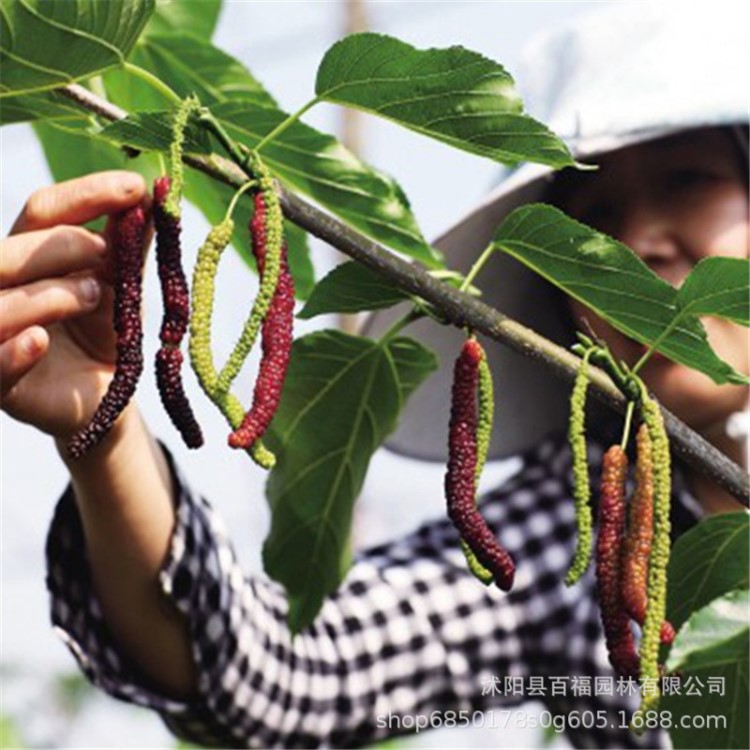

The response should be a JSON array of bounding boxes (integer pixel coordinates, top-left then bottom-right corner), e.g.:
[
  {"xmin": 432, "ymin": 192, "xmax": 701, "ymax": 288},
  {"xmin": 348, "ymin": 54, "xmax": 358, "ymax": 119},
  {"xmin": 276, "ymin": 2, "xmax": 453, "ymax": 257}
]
[{"xmin": 46, "ymin": 436, "xmax": 690, "ymax": 749}]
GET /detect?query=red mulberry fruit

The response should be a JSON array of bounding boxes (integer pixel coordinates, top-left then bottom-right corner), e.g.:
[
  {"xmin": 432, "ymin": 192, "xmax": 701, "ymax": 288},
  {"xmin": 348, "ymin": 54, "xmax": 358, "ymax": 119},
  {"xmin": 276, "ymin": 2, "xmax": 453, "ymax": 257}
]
[
  {"xmin": 596, "ymin": 444, "xmax": 639, "ymax": 677},
  {"xmin": 227, "ymin": 235, "xmax": 294, "ymax": 451},
  {"xmin": 621, "ymin": 424, "xmax": 674, "ymax": 645},
  {"xmin": 446, "ymin": 338, "xmax": 515, "ymax": 591}
]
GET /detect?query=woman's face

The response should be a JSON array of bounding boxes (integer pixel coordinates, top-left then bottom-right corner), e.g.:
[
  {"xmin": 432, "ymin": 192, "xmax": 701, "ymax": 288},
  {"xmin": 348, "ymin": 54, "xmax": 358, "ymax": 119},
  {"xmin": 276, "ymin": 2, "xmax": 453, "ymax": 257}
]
[{"xmin": 556, "ymin": 128, "xmax": 749, "ymax": 432}]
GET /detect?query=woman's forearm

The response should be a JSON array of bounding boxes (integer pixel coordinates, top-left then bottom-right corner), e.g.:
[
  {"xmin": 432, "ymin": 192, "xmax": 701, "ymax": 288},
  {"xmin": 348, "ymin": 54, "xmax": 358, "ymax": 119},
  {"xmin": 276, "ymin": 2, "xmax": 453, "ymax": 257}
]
[{"xmin": 56, "ymin": 405, "xmax": 198, "ymax": 699}]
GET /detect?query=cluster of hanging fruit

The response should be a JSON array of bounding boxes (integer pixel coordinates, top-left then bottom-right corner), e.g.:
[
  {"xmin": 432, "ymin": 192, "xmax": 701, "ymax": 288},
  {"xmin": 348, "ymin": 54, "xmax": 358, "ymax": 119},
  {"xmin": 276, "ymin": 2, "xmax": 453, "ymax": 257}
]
[
  {"xmin": 444, "ymin": 332, "xmax": 676, "ymax": 719},
  {"xmin": 67, "ymin": 96, "xmax": 294, "ymax": 472}
]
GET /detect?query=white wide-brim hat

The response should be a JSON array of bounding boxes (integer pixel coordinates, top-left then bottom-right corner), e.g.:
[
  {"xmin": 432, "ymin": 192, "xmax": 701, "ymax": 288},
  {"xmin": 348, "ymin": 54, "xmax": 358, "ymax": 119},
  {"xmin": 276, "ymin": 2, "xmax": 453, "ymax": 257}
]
[{"xmin": 366, "ymin": 3, "xmax": 749, "ymax": 462}]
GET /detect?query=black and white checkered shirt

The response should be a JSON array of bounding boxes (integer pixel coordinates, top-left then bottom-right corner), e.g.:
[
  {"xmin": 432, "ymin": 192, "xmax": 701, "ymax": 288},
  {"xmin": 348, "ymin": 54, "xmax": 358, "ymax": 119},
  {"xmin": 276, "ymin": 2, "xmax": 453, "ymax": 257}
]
[{"xmin": 45, "ymin": 433, "xmax": 703, "ymax": 749}]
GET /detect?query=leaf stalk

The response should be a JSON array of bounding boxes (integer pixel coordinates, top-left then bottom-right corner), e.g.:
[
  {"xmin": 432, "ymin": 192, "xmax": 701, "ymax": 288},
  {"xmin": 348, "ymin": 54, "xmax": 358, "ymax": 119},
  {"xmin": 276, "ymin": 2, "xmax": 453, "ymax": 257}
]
[
  {"xmin": 122, "ymin": 62, "xmax": 182, "ymax": 105},
  {"xmin": 631, "ymin": 315, "xmax": 683, "ymax": 376},
  {"xmin": 378, "ymin": 307, "xmax": 424, "ymax": 344},
  {"xmin": 459, "ymin": 243, "xmax": 495, "ymax": 293},
  {"xmin": 253, "ymin": 97, "xmax": 320, "ymax": 153}
]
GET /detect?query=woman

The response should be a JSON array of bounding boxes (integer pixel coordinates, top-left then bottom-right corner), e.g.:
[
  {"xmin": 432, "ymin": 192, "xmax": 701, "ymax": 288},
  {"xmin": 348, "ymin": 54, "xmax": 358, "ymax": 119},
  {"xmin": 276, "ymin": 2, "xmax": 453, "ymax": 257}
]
[{"xmin": 1, "ymin": 5, "xmax": 747, "ymax": 749}]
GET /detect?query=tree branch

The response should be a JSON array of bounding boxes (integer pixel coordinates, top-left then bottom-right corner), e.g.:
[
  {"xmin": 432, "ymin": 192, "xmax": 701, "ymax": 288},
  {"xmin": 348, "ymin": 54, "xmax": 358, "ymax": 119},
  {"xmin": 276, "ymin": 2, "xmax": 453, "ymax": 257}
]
[{"xmin": 58, "ymin": 83, "xmax": 750, "ymax": 506}]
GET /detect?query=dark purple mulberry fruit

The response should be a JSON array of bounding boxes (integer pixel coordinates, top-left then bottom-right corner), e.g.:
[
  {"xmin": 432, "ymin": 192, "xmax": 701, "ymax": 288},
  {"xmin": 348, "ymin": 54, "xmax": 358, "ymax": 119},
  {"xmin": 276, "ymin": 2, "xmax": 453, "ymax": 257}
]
[
  {"xmin": 67, "ymin": 204, "xmax": 147, "ymax": 458},
  {"xmin": 153, "ymin": 176, "xmax": 203, "ymax": 448}
]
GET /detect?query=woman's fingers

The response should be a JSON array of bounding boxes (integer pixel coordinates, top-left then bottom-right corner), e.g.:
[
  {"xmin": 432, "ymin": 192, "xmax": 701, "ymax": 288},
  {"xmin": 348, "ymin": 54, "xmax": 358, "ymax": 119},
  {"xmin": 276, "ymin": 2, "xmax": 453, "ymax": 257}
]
[
  {"xmin": 0, "ymin": 275, "xmax": 102, "ymax": 343},
  {"xmin": 10, "ymin": 171, "xmax": 146, "ymax": 235},
  {"xmin": 0, "ymin": 326, "xmax": 49, "ymax": 399},
  {"xmin": 0, "ymin": 226, "xmax": 107, "ymax": 287}
]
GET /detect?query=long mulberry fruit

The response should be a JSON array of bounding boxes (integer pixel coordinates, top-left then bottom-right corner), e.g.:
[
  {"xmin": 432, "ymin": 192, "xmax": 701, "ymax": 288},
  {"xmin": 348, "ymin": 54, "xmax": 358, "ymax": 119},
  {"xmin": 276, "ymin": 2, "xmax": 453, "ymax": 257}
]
[
  {"xmin": 165, "ymin": 94, "xmax": 200, "ymax": 217},
  {"xmin": 458, "ymin": 353, "xmax": 495, "ymax": 585},
  {"xmin": 216, "ymin": 161, "xmax": 283, "ymax": 396},
  {"xmin": 596, "ymin": 444, "xmax": 639, "ymax": 677},
  {"xmin": 635, "ymin": 388, "xmax": 673, "ymax": 714},
  {"xmin": 621, "ymin": 423, "xmax": 674, "ymax": 644},
  {"xmin": 565, "ymin": 349, "xmax": 594, "ymax": 586},
  {"xmin": 188, "ymin": 217, "xmax": 274, "ymax": 468},
  {"xmin": 67, "ymin": 204, "xmax": 147, "ymax": 458},
  {"xmin": 153, "ymin": 176, "xmax": 203, "ymax": 448},
  {"xmin": 227, "ymin": 235, "xmax": 294, "ymax": 452},
  {"xmin": 189, "ymin": 218, "xmax": 234, "ymax": 400},
  {"xmin": 446, "ymin": 338, "xmax": 515, "ymax": 591}
]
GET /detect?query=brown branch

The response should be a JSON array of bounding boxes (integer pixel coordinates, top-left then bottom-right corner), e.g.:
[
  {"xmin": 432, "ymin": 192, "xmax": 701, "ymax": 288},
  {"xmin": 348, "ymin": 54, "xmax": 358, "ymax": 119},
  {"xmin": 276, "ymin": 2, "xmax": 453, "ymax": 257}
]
[
  {"xmin": 59, "ymin": 83, "xmax": 129, "ymax": 120},
  {"xmin": 58, "ymin": 83, "xmax": 750, "ymax": 506}
]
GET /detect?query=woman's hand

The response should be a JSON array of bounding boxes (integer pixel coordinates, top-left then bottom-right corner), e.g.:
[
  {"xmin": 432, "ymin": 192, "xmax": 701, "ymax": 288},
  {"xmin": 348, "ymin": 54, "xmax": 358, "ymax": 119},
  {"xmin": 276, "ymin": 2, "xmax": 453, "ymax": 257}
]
[{"xmin": 0, "ymin": 171, "xmax": 147, "ymax": 439}]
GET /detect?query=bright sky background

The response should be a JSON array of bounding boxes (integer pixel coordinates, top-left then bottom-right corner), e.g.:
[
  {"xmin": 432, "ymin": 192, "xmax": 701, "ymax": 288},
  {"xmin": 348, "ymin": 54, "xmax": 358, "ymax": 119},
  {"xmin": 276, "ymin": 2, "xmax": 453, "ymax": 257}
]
[{"xmin": 2, "ymin": 2, "xmax": 606, "ymax": 746}]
